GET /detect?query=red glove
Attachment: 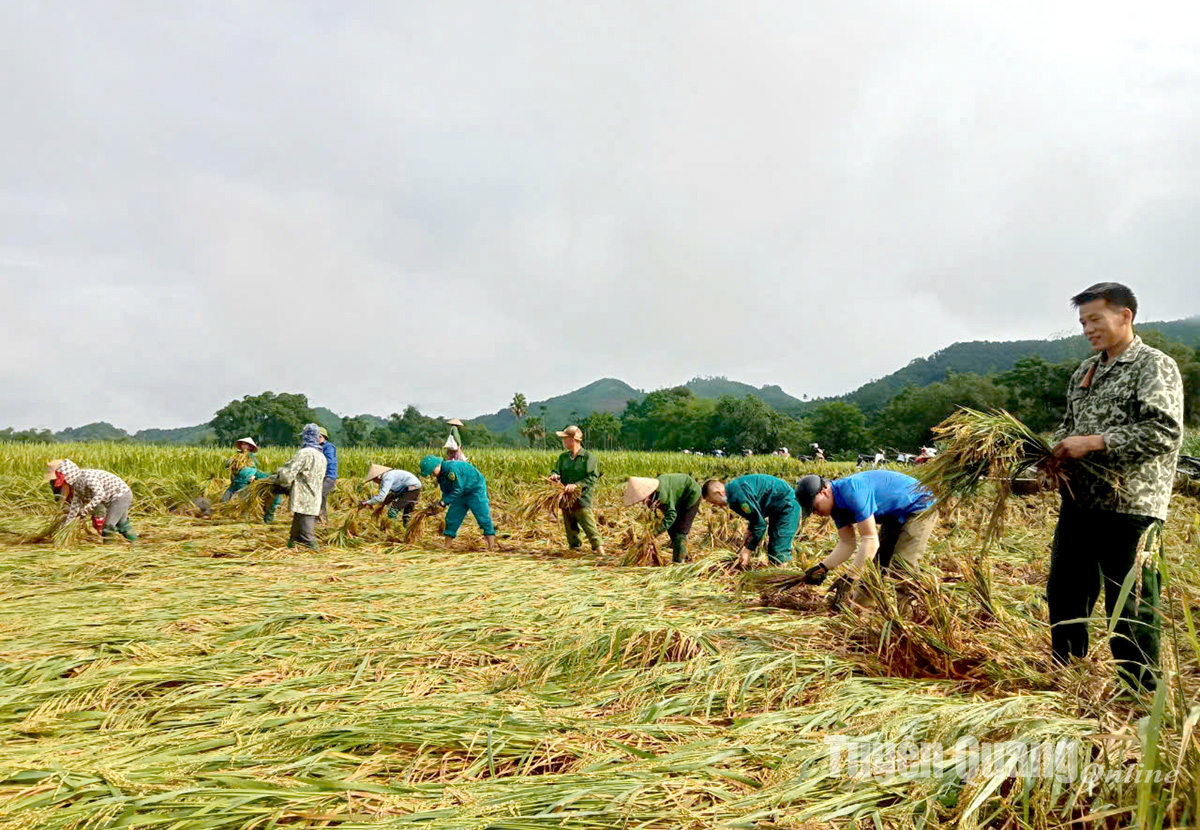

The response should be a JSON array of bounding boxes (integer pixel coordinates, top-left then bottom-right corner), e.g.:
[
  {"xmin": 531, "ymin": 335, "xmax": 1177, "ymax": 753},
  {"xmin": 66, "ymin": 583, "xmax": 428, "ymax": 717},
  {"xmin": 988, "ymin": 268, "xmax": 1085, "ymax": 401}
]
[{"xmin": 92, "ymin": 516, "xmax": 106, "ymax": 534}]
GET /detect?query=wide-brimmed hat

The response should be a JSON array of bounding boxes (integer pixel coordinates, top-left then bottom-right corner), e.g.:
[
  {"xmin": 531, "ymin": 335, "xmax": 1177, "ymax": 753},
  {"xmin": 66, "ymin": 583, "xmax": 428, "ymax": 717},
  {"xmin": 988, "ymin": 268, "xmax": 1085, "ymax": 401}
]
[
  {"xmin": 419, "ymin": 455, "xmax": 442, "ymax": 477},
  {"xmin": 623, "ymin": 476, "xmax": 660, "ymax": 506},
  {"xmin": 45, "ymin": 459, "xmax": 65, "ymax": 481},
  {"xmin": 556, "ymin": 425, "xmax": 583, "ymax": 440},
  {"xmin": 444, "ymin": 435, "xmax": 459, "ymax": 450},
  {"xmin": 234, "ymin": 437, "xmax": 259, "ymax": 452},
  {"xmin": 365, "ymin": 463, "xmax": 391, "ymax": 482},
  {"xmin": 446, "ymin": 418, "xmax": 464, "ymax": 427}
]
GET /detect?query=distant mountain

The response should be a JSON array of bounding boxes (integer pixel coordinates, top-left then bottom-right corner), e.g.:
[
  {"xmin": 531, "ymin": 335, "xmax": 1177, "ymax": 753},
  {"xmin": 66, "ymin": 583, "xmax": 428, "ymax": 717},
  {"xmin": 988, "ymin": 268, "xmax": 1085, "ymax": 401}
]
[
  {"xmin": 683, "ymin": 377, "xmax": 806, "ymax": 416},
  {"xmin": 132, "ymin": 424, "xmax": 217, "ymax": 445},
  {"xmin": 470, "ymin": 378, "xmax": 644, "ymax": 433},
  {"xmin": 838, "ymin": 317, "xmax": 1200, "ymax": 412},
  {"xmin": 55, "ymin": 421, "xmax": 131, "ymax": 442}
]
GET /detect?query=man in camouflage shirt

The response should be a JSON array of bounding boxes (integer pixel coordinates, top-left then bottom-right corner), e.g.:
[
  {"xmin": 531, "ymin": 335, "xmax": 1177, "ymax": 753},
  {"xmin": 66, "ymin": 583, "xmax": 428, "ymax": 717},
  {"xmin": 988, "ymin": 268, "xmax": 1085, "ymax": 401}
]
[{"xmin": 1048, "ymin": 282, "xmax": 1184, "ymax": 692}]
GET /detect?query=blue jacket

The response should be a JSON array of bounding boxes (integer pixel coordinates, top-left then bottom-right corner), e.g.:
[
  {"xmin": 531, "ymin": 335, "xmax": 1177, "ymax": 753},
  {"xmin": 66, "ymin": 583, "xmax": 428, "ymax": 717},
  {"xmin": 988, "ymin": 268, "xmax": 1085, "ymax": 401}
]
[{"xmin": 321, "ymin": 441, "xmax": 338, "ymax": 480}]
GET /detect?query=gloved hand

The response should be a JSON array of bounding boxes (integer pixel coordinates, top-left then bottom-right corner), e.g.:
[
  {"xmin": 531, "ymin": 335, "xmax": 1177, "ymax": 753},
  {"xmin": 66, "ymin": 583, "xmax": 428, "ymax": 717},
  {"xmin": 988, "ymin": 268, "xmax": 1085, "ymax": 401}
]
[
  {"xmin": 801, "ymin": 562, "xmax": 828, "ymax": 585},
  {"xmin": 828, "ymin": 574, "xmax": 855, "ymax": 610},
  {"xmin": 91, "ymin": 516, "xmax": 106, "ymax": 534}
]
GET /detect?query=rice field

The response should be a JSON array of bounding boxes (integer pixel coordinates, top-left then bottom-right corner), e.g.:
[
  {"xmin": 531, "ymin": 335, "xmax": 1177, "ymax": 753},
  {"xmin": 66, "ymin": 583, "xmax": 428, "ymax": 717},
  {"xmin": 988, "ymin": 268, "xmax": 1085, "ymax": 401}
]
[{"xmin": 2, "ymin": 443, "xmax": 1200, "ymax": 829}]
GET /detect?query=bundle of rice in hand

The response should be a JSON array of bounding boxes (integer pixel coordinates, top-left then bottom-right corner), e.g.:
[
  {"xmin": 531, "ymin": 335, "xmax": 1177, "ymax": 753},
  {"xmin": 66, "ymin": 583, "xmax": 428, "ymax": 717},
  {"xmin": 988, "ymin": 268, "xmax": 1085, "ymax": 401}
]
[
  {"xmin": 738, "ymin": 568, "xmax": 830, "ymax": 613},
  {"xmin": 402, "ymin": 501, "xmax": 445, "ymax": 544},
  {"xmin": 916, "ymin": 407, "xmax": 1121, "ymax": 548},
  {"xmin": 212, "ymin": 477, "xmax": 283, "ymax": 522},
  {"xmin": 514, "ymin": 479, "xmax": 580, "ymax": 522},
  {"xmin": 23, "ymin": 514, "xmax": 90, "ymax": 548}
]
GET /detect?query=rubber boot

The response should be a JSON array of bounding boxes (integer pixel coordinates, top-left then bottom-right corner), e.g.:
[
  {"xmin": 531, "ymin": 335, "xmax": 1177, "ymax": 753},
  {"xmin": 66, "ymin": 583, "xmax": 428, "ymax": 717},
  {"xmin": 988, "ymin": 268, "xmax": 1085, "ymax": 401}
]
[
  {"xmin": 116, "ymin": 519, "xmax": 138, "ymax": 541},
  {"xmin": 263, "ymin": 494, "xmax": 282, "ymax": 524}
]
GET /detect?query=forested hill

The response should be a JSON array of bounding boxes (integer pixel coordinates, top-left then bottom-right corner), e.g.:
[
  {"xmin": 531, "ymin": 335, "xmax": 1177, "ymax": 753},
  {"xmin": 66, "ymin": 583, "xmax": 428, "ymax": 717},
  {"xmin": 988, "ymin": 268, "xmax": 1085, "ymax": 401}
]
[{"xmin": 837, "ymin": 317, "xmax": 1200, "ymax": 413}]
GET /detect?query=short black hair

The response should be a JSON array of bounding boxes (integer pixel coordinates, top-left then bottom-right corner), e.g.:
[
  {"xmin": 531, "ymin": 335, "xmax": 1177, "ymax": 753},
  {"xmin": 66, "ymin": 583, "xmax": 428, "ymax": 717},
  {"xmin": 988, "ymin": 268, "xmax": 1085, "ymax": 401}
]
[
  {"xmin": 701, "ymin": 479, "xmax": 722, "ymax": 497},
  {"xmin": 1071, "ymin": 282, "xmax": 1138, "ymax": 319}
]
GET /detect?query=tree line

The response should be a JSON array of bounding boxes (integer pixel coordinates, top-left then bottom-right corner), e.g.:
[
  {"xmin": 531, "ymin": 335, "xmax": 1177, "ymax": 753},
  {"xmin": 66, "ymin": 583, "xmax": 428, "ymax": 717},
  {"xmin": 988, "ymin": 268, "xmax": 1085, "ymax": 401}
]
[{"xmin": 6, "ymin": 330, "xmax": 1197, "ymax": 454}]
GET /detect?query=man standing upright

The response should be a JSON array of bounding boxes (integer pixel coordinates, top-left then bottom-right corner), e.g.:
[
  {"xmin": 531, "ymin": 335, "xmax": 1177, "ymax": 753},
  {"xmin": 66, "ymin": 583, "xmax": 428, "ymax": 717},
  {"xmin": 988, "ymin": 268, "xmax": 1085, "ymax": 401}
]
[
  {"xmin": 1047, "ymin": 283, "xmax": 1183, "ymax": 692},
  {"xmin": 550, "ymin": 425, "xmax": 606, "ymax": 555},
  {"xmin": 317, "ymin": 427, "xmax": 338, "ymax": 523}
]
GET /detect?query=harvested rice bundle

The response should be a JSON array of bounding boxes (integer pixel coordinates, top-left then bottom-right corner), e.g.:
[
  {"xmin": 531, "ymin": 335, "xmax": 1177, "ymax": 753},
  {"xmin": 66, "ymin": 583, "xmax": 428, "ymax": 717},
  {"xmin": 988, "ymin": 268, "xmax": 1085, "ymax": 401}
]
[
  {"xmin": 916, "ymin": 407, "xmax": 1121, "ymax": 547},
  {"xmin": 402, "ymin": 501, "xmax": 445, "ymax": 544},
  {"xmin": 211, "ymin": 477, "xmax": 282, "ymax": 522},
  {"xmin": 618, "ymin": 523, "xmax": 669, "ymax": 567},
  {"xmin": 514, "ymin": 480, "xmax": 580, "ymax": 522},
  {"xmin": 761, "ymin": 585, "xmax": 829, "ymax": 613},
  {"xmin": 22, "ymin": 514, "xmax": 90, "ymax": 548}
]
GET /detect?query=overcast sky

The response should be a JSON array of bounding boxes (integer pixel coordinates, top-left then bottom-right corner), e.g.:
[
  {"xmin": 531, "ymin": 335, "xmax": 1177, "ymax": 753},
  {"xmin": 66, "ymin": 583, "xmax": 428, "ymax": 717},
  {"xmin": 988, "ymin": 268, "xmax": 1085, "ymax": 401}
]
[{"xmin": 4, "ymin": 1, "xmax": 1200, "ymax": 431}]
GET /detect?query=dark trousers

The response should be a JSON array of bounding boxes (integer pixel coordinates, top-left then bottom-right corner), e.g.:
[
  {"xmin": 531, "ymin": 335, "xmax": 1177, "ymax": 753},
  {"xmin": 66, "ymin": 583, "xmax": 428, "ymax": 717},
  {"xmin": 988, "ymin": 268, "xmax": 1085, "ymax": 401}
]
[
  {"xmin": 319, "ymin": 477, "xmax": 336, "ymax": 522},
  {"xmin": 666, "ymin": 499, "xmax": 701, "ymax": 562},
  {"xmin": 384, "ymin": 487, "xmax": 421, "ymax": 523},
  {"xmin": 1047, "ymin": 500, "xmax": 1161, "ymax": 690},
  {"xmin": 289, "ymin": 514, "xmax": 319, "ymax": 550}
]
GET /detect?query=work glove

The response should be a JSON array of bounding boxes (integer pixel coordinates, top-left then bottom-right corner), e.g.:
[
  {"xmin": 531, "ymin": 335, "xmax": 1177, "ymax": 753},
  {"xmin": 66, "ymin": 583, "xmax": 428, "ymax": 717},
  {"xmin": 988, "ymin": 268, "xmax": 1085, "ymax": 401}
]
[
  {"xmin": 827, "ymin": 574, "xmax": 855, "ymax": 610},
  {"xmin": 91, "ymin": 516, "xmax": 106, "ymax": 534},
  {"xmin": 801, "ymin": 562, "xmax": 828, "ymax": 585}
]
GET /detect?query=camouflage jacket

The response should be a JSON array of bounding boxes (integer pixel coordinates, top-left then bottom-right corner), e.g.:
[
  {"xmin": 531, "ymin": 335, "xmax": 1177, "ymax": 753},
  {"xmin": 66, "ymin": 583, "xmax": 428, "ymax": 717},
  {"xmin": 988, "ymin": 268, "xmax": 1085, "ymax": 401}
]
[{"xmin": 1054, "ymin": 336, "xmax": 1183, "ymax": 519}]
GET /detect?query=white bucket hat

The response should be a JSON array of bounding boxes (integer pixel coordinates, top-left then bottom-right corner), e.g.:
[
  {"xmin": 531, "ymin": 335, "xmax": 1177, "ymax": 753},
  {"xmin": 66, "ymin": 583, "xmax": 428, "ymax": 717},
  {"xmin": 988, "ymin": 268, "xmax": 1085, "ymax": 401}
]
[{"xmin": 623, "ymin": 476, "xmax": 660, "ymax": 506}]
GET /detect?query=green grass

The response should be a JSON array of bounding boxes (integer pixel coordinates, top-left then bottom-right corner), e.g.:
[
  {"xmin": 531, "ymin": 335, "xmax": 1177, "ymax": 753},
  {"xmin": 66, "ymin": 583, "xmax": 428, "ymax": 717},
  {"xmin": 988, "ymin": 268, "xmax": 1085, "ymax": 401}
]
[{"xmin": 1, "ymin": 444, "xmax": 1199, "ymax": 828}]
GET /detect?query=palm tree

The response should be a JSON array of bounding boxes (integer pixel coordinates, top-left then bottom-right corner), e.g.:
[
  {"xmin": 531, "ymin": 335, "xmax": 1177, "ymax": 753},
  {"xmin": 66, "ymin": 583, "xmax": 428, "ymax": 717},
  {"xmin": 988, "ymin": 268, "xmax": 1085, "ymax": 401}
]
[{"xmin": 509, "ymin": 393, "xmax": 528, "ymax": 424}]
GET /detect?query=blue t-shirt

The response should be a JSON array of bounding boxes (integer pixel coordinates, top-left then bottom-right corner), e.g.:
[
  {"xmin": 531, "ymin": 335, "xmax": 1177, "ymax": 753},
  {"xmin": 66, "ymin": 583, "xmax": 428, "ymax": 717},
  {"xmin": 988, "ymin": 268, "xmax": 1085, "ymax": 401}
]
[
  {"xmin": 321, "ymin": 441, "xmax": 338, "ymax": 480},
  {"xmin": 829, "ymin": 470, "xmax": 932, "ymax": 529}
]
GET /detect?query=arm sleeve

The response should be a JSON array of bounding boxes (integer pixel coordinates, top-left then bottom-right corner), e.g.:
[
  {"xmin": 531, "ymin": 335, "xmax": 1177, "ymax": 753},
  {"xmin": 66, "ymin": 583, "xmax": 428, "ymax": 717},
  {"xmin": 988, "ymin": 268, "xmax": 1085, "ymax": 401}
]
[
  {"xmin": 582, "ymin": 453, "xmax": 600, "ymax": 494},
  {"xmin": 744, "ymin": 508, "xmax": 766, "ymax": 551},
  {"xmin": 1101, "ymin": 360, "xmax": 1185, "ymax": 463},
  {"xmin": 276, "ymin": 454, "xmax": 299, "ymax": 487},
  {"xmin": 656, "ymin": 498, "xmax": 677, "ymax": 536},
  {"xmin": 439, "ymin": 469, "xmax": 463, "ymax": 502},
  {"xmin": 365, "ymin": 472, "xmax": 394, "ymax": 505},
  {"xmin": 65, "ymin": 488, "xmax": 89, "ymax": 519}
]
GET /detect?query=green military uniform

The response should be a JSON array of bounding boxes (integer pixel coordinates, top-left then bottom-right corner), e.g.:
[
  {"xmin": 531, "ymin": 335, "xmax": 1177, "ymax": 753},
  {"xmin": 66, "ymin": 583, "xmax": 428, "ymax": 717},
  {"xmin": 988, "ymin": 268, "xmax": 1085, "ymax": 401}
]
[
  {"xmin": 650, "ymin": 474, "xmax": 702, "ymax": 562},
  {"xmin": 724, "ymin": 474, "xmax": 800, "ymax": 564},
  {"xmin": 553, "ymin": 449, "xmax": 602, "ymax": 551},
  {"xmin": 1049, "ymin": 335, "xmax": 1184, "ymax": 691}
]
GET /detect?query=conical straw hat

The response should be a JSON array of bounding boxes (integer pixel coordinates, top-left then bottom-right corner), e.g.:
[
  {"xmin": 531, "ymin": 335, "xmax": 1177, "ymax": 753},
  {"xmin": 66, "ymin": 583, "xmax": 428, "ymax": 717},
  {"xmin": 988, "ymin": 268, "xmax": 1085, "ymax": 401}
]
[
  {"xmin": 447, "ymin": 418, "xmax": 464, "ymax": 427},
  {"xmin": 45, "ymin": 459, "xmax": 65, "ymax": 481},
  {"xmin": 364, "ymin": 463, "xmax": 392, "ymax": 482},
  {"xmin": 623, "ymin": 476, "xmax": 660, "ymax": 506},
  {"xmin": 235, "ymin": 437, "xmax": 259, "ymax": 452}
]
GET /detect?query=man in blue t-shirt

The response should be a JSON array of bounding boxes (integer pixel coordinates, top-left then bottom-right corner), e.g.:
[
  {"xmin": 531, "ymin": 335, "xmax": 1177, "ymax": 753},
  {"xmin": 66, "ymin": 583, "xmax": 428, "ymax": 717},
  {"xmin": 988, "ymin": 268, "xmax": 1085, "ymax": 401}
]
[{"xmin": 793, "ymin": 470, "xmax": 935, "ymax": 602}]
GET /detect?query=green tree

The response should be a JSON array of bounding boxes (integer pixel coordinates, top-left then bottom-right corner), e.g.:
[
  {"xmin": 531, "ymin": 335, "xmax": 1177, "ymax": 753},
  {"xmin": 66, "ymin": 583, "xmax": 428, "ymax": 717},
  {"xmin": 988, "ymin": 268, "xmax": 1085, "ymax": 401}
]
[
  {"xmin": 520, "ymin": 416, "xmax": 547, "ymax": 448},
  {"xmin": 871, "ymin": 373, "xmax": 1012, "ymax": 450},
  {"xmin": 211, "ymin": 392, "xmax": 317, "ymax": 446},
  {"xmin": 807, "ymin": 401, "xmax": 869, "ymax": 456},
  {"xmin": 997, "ymin": 355, "xmax": 1076, "ymax": 433},
  {"xmin": 580, "ymin": 410, "xmax": 621, "ymax": 450},
  {"xmin": 341, "ymin": 415, "xmax": 371, "ymax": 448}
]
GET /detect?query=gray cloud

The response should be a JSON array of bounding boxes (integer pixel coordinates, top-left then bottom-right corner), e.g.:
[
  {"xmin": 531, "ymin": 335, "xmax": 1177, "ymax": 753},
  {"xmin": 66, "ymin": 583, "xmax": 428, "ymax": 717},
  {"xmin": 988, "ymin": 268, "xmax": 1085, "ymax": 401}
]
[{"xmin": 3, "ymin": 1, "xmax": 1199, "ymax": 430}]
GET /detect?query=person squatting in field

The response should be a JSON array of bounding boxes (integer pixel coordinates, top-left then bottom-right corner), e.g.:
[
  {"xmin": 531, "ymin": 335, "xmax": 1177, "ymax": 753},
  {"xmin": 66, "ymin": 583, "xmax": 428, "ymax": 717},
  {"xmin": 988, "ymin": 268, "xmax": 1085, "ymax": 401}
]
[
  {"xmin": 623, "ymin": 474, "xmax": 702, "ymax": 563},
  {"xmin": 361, "ymin": 463, "xmax": 422, "ymax": 525},
  {"xmin": 550, "ymin": 425, "xmax": 606, "ymax": 556},
  {"xmin": 47, "ymin": 459, "xmax": 138, "ymax": 542},
  {"xmin": 272, "ymin": 423, "xmax": 327, "ymax": 550},
  {"xmin": 419, "ymin": 455, "xmax": 497, "ymax": 550},
  {"xmin": 794, "ymin": 469, "xmax": 935, "ymax": 607},
  {"xmin": 1043, "ymin": 282, "xmax": 1184, "ymax": 692},
  {"xmin": 702, "ymin": 474, "xmax": 800, "ymax": 568}
]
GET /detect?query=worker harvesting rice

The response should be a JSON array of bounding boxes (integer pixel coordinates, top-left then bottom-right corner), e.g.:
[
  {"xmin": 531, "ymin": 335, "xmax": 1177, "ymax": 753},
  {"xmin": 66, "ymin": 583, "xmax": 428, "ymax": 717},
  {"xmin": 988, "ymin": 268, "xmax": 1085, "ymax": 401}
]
[
  {"xmin": 361, "ymin": 463, "xmax": 422, "ymax": 524},
  {"xmin": 272, "ymin": 423, "xmax": 327, "ymax": 550},
  {"xmin": 419, "ymin": 455, "xmax": 497, "ymax": 550},
  {"xmin": 623, "ymin": 474, "xmax": 702, "ymax": 563},
  {"xmin": 702, "ymin": 475, "xmax": 799, "ymax": 567},
  {"xmin": 444, "ymin": 419, "xmax": 467, "ymax": 461},
  {"xmin": 1043, "ymin": 283, "xmax": 1184, "ymax": 692},
  {"xmin": 793, "ymin": 470, "xmax": 935, "ymax": 604},
  {"xmin": 317, "ymin": 427, "xmax": 338, "ymax": 522},
  {"xmin": 550, "ymin": 425, "xmax": 606, "ymax": 556},
  {"xmin": 221, "ymin": 437, "xmax": 268, "ymax": 500},
  {"xmin": 47, "ymin": 459, "xmax": 137, "ymax": 542}
]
